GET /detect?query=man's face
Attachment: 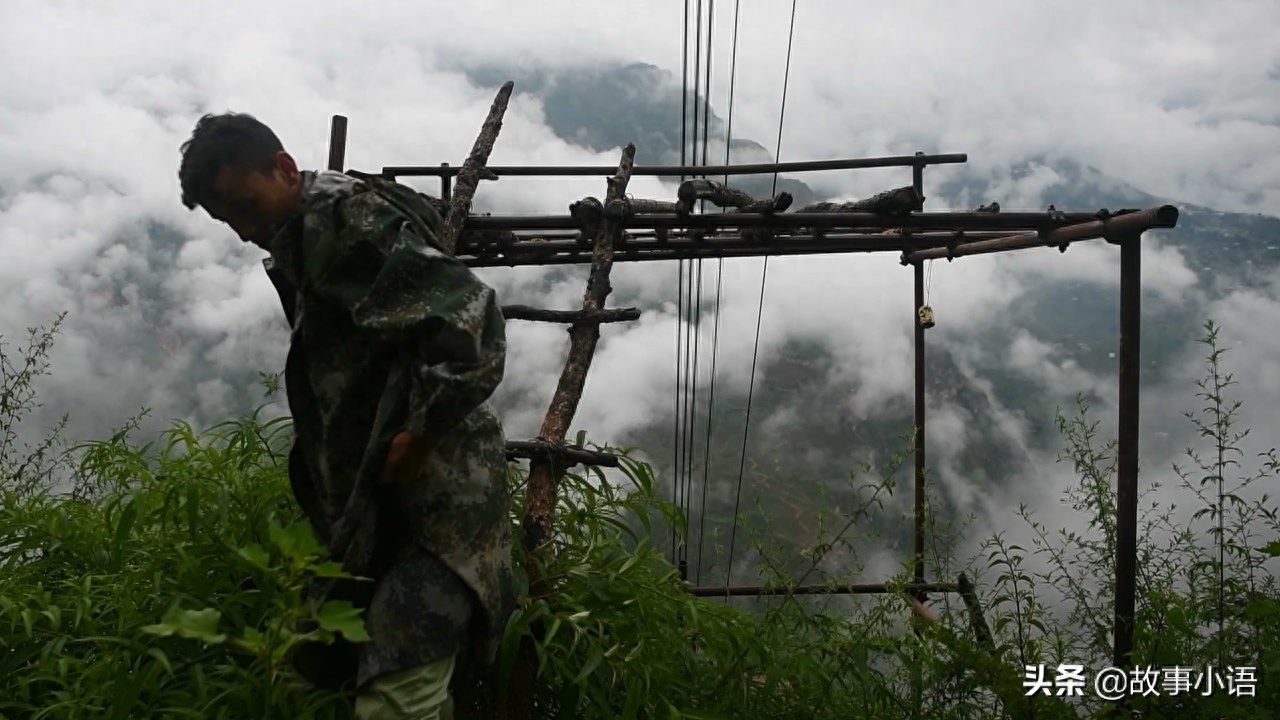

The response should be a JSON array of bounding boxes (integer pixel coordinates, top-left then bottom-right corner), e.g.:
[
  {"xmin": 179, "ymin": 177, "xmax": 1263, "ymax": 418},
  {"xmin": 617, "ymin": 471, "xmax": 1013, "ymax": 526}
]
[{"xmin": 202, "ymin": 151, "xmax": 303, "ymax": 248}]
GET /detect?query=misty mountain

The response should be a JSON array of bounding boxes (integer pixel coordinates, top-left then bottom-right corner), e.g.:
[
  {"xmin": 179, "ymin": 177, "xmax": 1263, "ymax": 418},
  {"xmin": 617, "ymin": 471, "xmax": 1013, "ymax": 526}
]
[
  {"xmin": 463, "ymin": 60, "xmax": 1280, "ymax": 582},
  {"xmin": 12, "ymin": 58, "xmax": 1273, "ymax": 589},
  {"xmin": 464, "ymin": 61, "xmax": 823, "ymax": 208}
]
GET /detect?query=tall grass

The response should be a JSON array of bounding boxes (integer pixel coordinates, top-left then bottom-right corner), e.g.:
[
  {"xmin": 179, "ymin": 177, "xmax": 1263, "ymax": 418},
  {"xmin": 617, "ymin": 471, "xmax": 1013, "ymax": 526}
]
[{"xmin": 0, "ymin": 317, "xmax": 1276, "ymax": 718}]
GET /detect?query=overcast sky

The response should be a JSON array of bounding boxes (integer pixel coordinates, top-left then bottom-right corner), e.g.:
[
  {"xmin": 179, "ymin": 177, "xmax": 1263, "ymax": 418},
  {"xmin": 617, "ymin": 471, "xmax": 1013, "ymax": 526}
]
[{"xmin": 2, "ymin": 0, "xmax": 1278, "ymax": 587}]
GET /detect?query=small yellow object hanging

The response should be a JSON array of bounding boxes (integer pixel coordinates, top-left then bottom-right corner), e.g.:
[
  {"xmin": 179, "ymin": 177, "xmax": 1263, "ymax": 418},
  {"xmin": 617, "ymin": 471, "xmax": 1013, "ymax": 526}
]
[{"xmin": 917, "ymin": 305, "xmax": 935, "ymax": 329}]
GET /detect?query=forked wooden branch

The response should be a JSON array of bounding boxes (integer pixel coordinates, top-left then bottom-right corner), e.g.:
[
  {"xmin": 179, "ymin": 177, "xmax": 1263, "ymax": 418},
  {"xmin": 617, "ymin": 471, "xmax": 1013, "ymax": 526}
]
[
  {"xmin": 521, "ymin": 143, "xmax": 636, "ymax": 553},
  {"xmin": 497, "ymin": 145, "xmax": 638, "ymax": 720},
  {"xmin": 903, "ymin": 575, "xmax": 1062, "ymax": 720},
  {"xmin": 592, "ymin": 180, "xmax": 791, "ymax": 247},
  {"xmin": 439, "ymin": 81, "xmax": 514, "ymax": 255},
  {"xmin": 604, "ymin": 197, "xmax": 686, "ymax": 217},
  {"xmin": 795, "ymin": 185, "xmax": 922, "ymax": 216},
  {"xmin": 677, "ymin": 178, "xmax": 794, "ymax": 214},
  {"xmin": 957, "ymin": 572, "xmax": 996, "ymax": 654}
]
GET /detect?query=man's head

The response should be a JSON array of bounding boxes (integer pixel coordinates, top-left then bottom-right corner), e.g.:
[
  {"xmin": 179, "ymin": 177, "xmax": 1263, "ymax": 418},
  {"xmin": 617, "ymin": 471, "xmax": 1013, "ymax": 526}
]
[{"xmin": 178, "ymin": 112, "xmax": 304, "ymax": 247}]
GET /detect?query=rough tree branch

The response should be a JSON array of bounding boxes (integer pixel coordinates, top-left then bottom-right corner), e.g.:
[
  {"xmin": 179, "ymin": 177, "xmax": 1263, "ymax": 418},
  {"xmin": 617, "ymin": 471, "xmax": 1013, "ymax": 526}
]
[
  {"xmin": 505, "ymin": 440, "xmax": 621, "ymax": 468},
  {"xmin": 498, "ymin": 144, "xmax": 638, "ymax": 720},
  {"xmin": 521, "ymin": 144, "xmax": 636, "ymax": 553},
  {"xmin": 795, "ymin": 185, "xmax": 923, "ymax": 217},
  {"xmin": 439, "ymin": 81, "xmax": 514, "ymax": 255},
  {"xmin": 501, "ymin": 305, "xmax": 641, "ymax": 325},
  {"xmin": 677, "ymin": 178, "xmax": 793, "ymax": 214}
]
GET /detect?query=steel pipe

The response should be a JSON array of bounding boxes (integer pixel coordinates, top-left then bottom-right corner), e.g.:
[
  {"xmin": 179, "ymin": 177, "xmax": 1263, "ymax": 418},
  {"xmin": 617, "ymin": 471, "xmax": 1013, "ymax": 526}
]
[
  {"xmin": 905, "ymin": 205, "xmax": 1179, "ymax": 262},
  {"xmin": 1114, "ymin": 235, "xmax": 1141, "ymax": 670},
  {"xmin": 327, "ymin": 115, "xmax": 347, "ymax": 172},
  {"xmin": 459, "ymin": 210, "xmax": 1106, "ymax": 233},
  {"xmin": 688, "ymin": 582, "xmax": 960, "ymax": 597},
  {"xmin": 383, "ymin": 153, "xmax": 969, "ymax": 179},
  {"xmin": 459, "ymin": 232, "xmax": 1023, "ymax": 267}
]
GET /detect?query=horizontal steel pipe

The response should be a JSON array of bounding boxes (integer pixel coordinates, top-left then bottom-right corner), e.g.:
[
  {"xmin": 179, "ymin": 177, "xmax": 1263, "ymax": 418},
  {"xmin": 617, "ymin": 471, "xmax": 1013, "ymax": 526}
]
[
  {"xmin": 462, "ymin": 230, "xmax": 1019, "ymax": 256},
  {"xmin": 487, "ymin": 228, "xmax": 1015, "ymax": 244},
  {"xmin": 463, "ymin": 240, "xmax": 986, "ymax": 267},
  {"xmin": 464, "ymin": 210, "xmax": 1103, "ymax": 232},
  {"xmin": 905, "ymin": 205, "xmax": 1180, "ymax": 262},
  {"xmin": 687, "ymin": 582, "xmax": 960, "ymax": 597},
  {"xmin": 382, "ymin": 153, "xmax": 969, "ymax": 179}
]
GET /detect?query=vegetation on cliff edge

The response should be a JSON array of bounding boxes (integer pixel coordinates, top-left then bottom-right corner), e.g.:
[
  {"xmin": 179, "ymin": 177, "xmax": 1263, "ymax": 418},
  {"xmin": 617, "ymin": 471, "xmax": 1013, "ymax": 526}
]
[{"xmin": 1, "ymin": 315, "xmax": 1277, "ymax": 718}]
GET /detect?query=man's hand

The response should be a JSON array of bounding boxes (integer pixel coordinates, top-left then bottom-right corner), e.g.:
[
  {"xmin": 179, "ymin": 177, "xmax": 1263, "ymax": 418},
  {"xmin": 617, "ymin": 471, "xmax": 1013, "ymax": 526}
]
[{"xmin": 382, "ymin": 431, "xmax": 433, "ymax": 484}]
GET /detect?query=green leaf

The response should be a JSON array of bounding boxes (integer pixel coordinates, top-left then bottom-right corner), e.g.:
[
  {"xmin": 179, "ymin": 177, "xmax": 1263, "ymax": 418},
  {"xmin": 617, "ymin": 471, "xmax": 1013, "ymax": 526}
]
[
  {"xmin": 621, "ymin": 686, "xmax": 642, "ymax": 720},
  {"xmin": 145, "ymin": 648, "xmax": 174, "ymax": 676},
  {"xmin": 1244, "ymin": 597, "xmax": 1280, "ymax": 620},
  {"xmin": 239, "ymin": 626, "xmax": 266, "ymax": 654},
  {"xmin": 269, "ymin": 519, "xmax": 325, "ymax": 563},
  {"xmin": 113, "ymin": 499, "xmax": 138, "ymax": 550},
  {"xmin": 1260, "ymin": 539, "xmax": 1280, "ymax": 557},
  {"xmin": 314, "ymin": 600, "xmax": 370, "ymax": 643},
  {"xmin": 236, "ymin": 544, "xmax": 270, "ymax": 570},
  {"xmin": 543, "ymin": 617, "xmax": 563, "ymax": 647},
  {"xmin": 311, "ymin": 561, "xmax": 354, "ymax": 579},
  {"xmin": 185, "ymin": 481, "xmax": 200, "ymax": 538},
  {"xmin": 495, "ymin": 616, "xmax": 521, "ymax": 695},
  {"xmin": 572, "ymin": 644, "xmax": 604, "ymax": 685},
  {"xmin": 141, "ymin": 607, "xmax": 226, "ymax": 644}
]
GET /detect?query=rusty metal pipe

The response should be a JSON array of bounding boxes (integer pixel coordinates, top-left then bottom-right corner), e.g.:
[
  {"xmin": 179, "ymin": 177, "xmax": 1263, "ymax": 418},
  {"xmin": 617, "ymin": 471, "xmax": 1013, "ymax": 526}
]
[
  {"xmin": 905, "ymin": 205, "xmax": 1179, "ymax": 262},
  {"xmin": 383, "ymin": 153, "xmax": 969, "ymax": 178},
  {"xmin": 459, "ymin": 233, "xmax": 1024, "ymax": 268},
  {"xmin": 913, "ymin": 261, "xmax": 927, "ymax": 592},
  {"xmin": 327, "ymin": 115, "xmax": 348, "ymax": 172},
  {"xmin": 1113, "ymin": 234, "xmax": 1141, "ymax": 670},
  {"xmin": 464, "ymin": 210, "xmax": 1104, "ymax": 232},
  {"xmin": 911, "ymin": 159, "xmax": 928, "ymax": 601},
  {"xmin": 462, "ymin": 230, "xmax": 1021, "ymax": 256},
  {"xmin": 687, "ymin": 582, "xmax": 960, "ymax": 597}
]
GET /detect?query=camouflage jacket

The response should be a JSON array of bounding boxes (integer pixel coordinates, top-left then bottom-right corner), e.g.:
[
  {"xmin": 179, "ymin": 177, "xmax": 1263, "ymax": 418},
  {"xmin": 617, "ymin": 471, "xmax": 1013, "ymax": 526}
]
[{"xmin": 262, "ymin": 170, "xmax": 514, "ymax": 686}]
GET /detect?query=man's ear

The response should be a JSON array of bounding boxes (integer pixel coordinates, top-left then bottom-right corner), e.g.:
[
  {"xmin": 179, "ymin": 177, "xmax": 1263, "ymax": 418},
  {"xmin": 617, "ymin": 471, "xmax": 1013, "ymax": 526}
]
[{"xmin": 275, "ymin": 151, "xmax": 300, "ymax": 183}]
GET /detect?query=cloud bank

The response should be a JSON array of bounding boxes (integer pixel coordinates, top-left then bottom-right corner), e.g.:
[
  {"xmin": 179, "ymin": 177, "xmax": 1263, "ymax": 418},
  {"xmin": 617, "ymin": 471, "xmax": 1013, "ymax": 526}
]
[{"xmin": 1, "ymin": 0, "xmax": 1277, "ymax": 593}]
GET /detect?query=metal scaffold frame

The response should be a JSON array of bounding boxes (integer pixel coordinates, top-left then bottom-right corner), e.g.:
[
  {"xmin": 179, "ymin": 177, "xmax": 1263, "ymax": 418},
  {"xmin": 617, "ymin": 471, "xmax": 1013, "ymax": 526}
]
[{"xmin": 323, "ymin": 97, "xmax": 1177, "ymax": 702}]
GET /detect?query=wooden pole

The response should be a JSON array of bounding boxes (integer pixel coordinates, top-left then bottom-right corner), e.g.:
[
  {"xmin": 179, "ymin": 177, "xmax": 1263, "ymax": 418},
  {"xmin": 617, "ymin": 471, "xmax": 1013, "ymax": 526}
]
[
  {"xmin": 496, "ymin": 143, "xmax": 637, "ymax": 720},
  {"xmin": 439, "ymin": 81, "xmax": 514, "ymax": 255}
]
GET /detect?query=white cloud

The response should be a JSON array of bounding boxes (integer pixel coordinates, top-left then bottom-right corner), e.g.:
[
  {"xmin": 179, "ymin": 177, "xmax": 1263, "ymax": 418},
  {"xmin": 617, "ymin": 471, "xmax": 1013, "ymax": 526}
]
[{"xmin": 0, "ymin": 0, "xmax": 1277, "ymax": 599}]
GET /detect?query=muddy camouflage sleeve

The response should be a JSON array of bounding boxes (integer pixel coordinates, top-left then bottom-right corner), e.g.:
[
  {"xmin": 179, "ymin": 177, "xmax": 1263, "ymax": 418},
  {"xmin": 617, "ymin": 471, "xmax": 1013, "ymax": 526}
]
[{"xmin": 310, "ymin": 194, "xmax": 507, "ymax": 441}]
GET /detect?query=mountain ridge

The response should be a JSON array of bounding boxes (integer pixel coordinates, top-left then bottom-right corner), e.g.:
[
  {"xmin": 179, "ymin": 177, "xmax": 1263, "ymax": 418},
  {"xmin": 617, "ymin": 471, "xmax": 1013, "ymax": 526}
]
[
  {"xmin": 14, "ymin": 58, "xmax": 1275, "ymax": 585},
  {"xmin": 456, "ymin": 59, "xmax": 1279, "ymax": 581}
]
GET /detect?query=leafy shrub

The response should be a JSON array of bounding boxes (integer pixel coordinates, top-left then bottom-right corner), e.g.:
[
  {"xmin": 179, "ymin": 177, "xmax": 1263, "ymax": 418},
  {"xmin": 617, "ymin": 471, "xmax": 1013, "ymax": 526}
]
[{"xmin": 0, "ymin": 317, "xmax": 1275, "ymax": 718}]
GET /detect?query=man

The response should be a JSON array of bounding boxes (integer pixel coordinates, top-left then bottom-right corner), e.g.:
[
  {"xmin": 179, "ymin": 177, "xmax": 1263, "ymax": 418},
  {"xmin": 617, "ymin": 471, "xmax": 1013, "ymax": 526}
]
[{"xmin": 178, "ymin": 112, "xmax": 515, "ymax": 719}]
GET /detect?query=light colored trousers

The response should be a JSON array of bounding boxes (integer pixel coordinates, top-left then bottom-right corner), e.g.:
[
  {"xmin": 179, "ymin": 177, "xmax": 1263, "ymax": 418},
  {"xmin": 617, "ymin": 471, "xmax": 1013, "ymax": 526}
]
[{"xmin": 355, "ymin": 655, "xmax": 456, "ymax": 720}]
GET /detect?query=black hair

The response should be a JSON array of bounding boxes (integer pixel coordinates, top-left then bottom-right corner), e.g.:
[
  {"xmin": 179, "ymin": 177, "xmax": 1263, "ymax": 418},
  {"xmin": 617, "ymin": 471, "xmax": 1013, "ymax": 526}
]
[{"xmin": 178, "ymin": 112, "xmax": 285, "ymax": 209}]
